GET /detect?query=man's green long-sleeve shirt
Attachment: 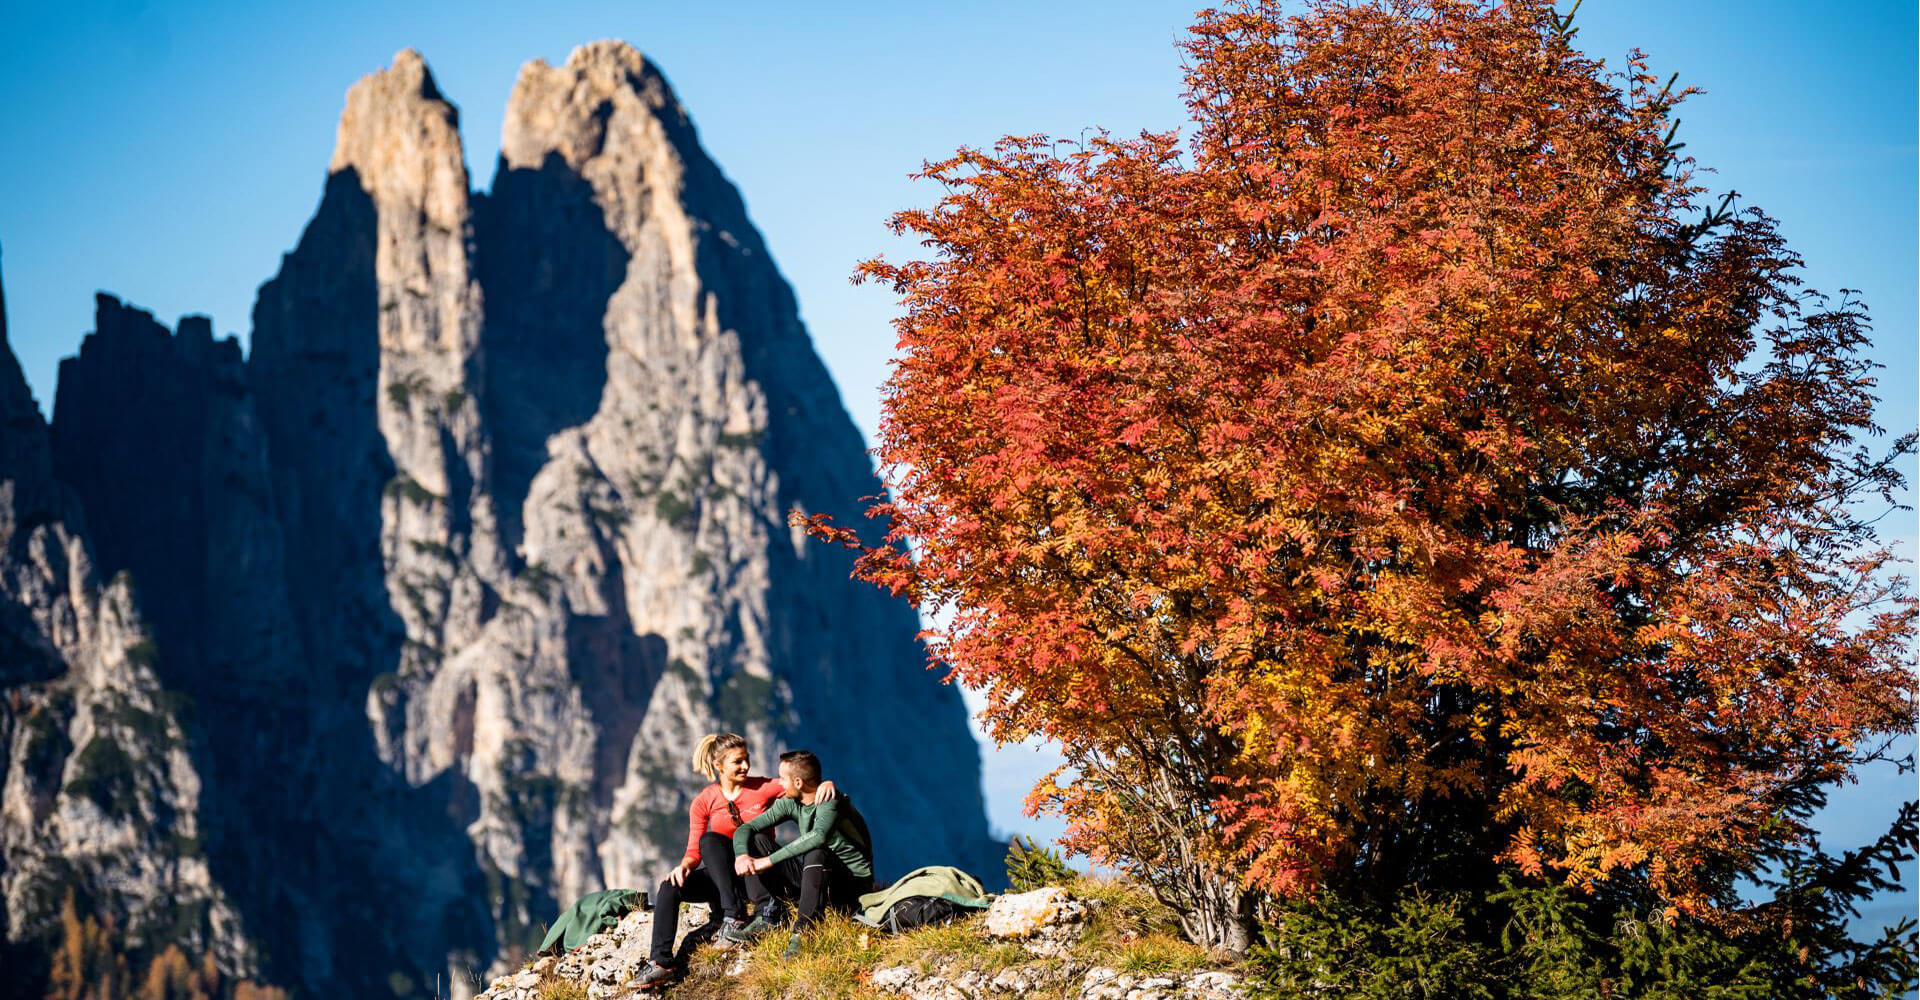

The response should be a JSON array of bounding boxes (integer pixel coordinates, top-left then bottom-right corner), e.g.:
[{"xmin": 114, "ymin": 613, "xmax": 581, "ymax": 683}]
[{"xmin": 733, "ymin": 793, "xmax": 874, "ymax": 879}]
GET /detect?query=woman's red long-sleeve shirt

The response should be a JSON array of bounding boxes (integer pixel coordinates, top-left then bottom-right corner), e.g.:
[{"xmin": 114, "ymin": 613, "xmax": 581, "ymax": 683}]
[{"xmin": 681, "ymin": 776, "xmax": 789, "ymax": 867}]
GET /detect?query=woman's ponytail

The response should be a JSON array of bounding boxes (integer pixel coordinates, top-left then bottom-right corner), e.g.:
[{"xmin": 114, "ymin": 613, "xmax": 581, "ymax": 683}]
[{"xmin": 691, "ymin": 732, "xmax": 748, "ymax": 780}]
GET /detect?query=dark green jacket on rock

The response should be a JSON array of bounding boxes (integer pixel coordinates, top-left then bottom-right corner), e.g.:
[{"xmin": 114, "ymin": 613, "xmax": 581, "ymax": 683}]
[{"xmin": 537, "ymin": 888, "xmax": 646, "ymax": 956}]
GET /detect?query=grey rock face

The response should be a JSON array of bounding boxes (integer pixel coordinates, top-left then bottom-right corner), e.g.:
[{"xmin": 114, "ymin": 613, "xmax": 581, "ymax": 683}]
[
  {"xmin": 472, "ymin": 40, "xmax": 997, "ymax": 891},
  {"xmin": 0, "ymin": 270, "xmax": 256, "ymax": 990},
  {"xmin": 49, "ymin": 290, "xmax": 486, "ymax": 998},
  {"xmin": 52, "ymin": 297, "xmax": 302, "ymax": 706},
  {"xmin": 7, "ymin": 41, "xmax": 997, "ymax": 1000}
]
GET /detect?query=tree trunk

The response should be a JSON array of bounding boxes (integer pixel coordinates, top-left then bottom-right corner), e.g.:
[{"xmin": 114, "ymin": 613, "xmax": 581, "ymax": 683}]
[
  {"xmin": 1096, "ymin": 756, "xmax": 1264, "ymax": 955},
  {"xmin": 1169, "ymin": 867, "xmax": 1260, "ymax": 955}
]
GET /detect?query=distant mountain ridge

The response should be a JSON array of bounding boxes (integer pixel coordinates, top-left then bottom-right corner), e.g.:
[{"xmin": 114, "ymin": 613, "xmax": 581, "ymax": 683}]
[{"xmin": 0, "ymin": 42, "xmax": 997, "ymax": 1000}]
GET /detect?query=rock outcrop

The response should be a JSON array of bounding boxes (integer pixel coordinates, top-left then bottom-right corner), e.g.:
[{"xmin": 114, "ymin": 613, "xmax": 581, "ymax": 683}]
[
  {"xmin": 468, "ymin": 887, "xmax": 1247, "ymax": 1000},
  {"xmin": 2, "ymin": 42, "xmax": 997, "ymax": 1000},
  {"xmin": 869, "ymin": 964, "xmax": 1247, "ymax": 1000}
]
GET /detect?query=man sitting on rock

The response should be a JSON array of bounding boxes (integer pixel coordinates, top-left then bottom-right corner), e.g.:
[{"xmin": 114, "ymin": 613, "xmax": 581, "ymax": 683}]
[{"xmin": 722, "ymin": 749, "xmax": 875, "ymax": 958}]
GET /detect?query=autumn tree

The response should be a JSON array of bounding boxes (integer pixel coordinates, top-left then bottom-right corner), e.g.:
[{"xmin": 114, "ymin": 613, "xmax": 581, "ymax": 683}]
[{"xmin": 811, "ymin": 0, "xmax": 1916, "ymax": 952}]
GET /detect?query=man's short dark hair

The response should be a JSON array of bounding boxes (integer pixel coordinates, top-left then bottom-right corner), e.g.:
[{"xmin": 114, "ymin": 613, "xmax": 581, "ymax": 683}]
[{"xmin": 779, "ymin": 749, "xmax": 821, "ymax": 785}]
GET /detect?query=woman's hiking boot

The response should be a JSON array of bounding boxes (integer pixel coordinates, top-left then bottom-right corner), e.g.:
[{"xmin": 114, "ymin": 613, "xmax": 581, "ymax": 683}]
[
  {"xmin": 634, "ymin": 961, "xmax": 676, "ymax": 990},
  {"xmin": 782, "ymin": 933, "xmax": 802, "ymax": 960}
]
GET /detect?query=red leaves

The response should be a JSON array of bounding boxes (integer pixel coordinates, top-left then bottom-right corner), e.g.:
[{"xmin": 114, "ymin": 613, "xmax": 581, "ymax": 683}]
[
  {"xmin": 817, "ymin": 0, "xmax": 1915, "ymax": 919},
  {"xmin": 1117, "ymin": 419, "xmax": 1157, "ymax": 447},
  {"xmin": 788, "ymin": 510, "xmax": 862, "ymax": 549}
]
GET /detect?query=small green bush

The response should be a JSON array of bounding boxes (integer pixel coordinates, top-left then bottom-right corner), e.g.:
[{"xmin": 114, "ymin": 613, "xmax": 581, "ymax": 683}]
[
  {"xmin": 1248, "ymin": 804, "xmax": 1920, "ymax": 1000},
  {"xmin": 63, "ymin": 737, "xmax": 139, "ymax": 817},
  {"xmin": 1005, "ymin": 836, "xmax": 1074, "ymax": 892},
  {"xmin": 654, "ymin": 490, "xmax": 695, "ymax": 527}
]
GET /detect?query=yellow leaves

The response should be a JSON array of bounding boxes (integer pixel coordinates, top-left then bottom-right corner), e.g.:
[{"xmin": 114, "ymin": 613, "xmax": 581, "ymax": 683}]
[{"xmin": 1468, "ymin": 701, "xmax": 1498, "ymax": 742}]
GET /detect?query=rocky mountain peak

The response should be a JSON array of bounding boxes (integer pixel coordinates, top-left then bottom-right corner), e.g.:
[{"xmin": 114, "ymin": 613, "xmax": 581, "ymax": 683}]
[
  {"xmin": 0, "ymin": 246, "xmax": 59, "ymax": 551},
  {"xmin": 500, "ymin": 41, "xmax": 676, "ymax": 175},
  {"xmin": 330, "ymin": 49, "xmax": 469, "ymax": 228},
  {"xmin": 4, "ymin": 44, "xmax": 999, "ymax": 1000},
  {"xmin": 330, "ymin": 49, "xmax": 479, "ymax": 361},
  {"xmin": 0, "ymin": 246, "xmax": 30, "ymax": 419}
]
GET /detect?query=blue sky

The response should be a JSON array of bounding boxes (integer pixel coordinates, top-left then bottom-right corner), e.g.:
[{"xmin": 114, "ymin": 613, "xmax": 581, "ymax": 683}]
[{"xmin": 1, "ymin": 0, "xmax": 1913, "ymax": 916}]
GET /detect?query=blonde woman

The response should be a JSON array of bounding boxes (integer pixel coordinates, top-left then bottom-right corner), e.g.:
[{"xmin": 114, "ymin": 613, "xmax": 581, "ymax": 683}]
[{"xmin": 635, "ymin": 733, "xmax": 833, "ymax": 987}]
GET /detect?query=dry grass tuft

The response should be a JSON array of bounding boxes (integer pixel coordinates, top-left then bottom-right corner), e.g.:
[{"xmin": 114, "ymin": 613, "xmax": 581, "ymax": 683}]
[
  {"xmin": 531, "ymin": 974, "xmax": 589, "ymax": 1000},
  {"xmin": 724, "ymin": 913, "xmax": 878, "ymax": 1000},
  {"xmin": 1110, "ymin": 934, "xmax": 1215, "ymax": 975}
]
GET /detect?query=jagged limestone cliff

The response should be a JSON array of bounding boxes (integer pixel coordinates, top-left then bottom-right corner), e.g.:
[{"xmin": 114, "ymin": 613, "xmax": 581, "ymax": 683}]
[
  {"xmin": 0, "ymin": 277, "xmax": 257, "ymax": 995},
  {"xmin": 3, "ymin": 43, "xmax": 997, "ymax": 1000}
]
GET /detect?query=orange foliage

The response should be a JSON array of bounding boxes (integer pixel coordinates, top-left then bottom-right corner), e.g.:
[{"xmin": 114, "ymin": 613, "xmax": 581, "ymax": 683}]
[
  {"xmin": 811, "ymin": 0, "xmax": 1916, "ymax": 947},
  {"xmin": 47, "ymin": 892, "xmax": 130, "ymax": 1000},
  {"xmin": 41, "ymin": 891, "xmax": 287, "ymax": 1000}
]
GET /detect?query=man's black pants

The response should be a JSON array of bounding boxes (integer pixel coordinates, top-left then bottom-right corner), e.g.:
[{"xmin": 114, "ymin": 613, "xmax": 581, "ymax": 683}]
[{"xmin": 743, "ymin": 848, "xmax": 873, "ymax": 932}]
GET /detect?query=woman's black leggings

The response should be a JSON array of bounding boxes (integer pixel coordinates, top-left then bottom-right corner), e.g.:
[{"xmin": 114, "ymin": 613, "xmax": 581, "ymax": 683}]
[{"xmin": 647, "ymin": 831, "xmax": 770, "ymax": 966}]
